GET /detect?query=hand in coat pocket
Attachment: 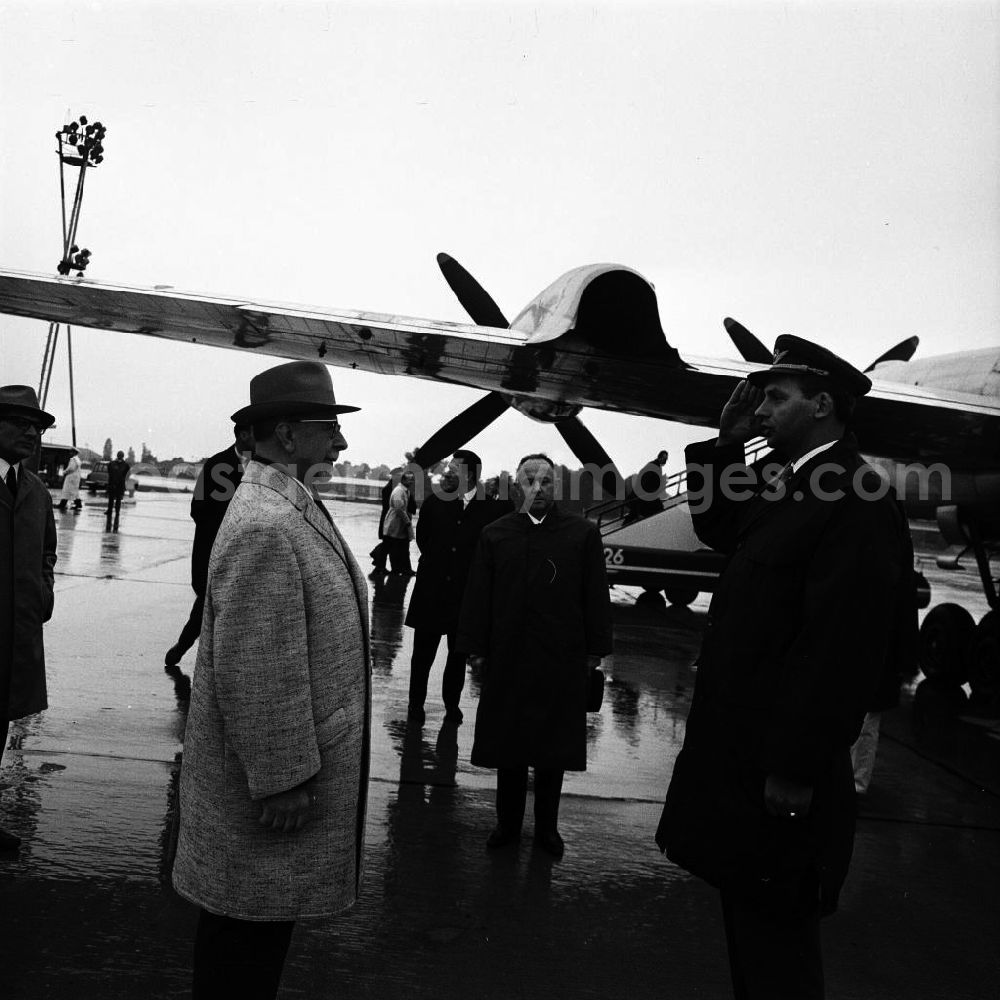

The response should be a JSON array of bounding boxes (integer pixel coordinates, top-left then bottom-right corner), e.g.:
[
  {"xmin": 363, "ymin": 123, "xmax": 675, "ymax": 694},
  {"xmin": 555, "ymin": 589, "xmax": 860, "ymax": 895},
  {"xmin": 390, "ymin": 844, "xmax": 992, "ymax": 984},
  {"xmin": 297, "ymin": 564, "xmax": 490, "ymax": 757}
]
[{"xmin": 258, "ymin": 784, "xmax": 312, "ymax": 833}]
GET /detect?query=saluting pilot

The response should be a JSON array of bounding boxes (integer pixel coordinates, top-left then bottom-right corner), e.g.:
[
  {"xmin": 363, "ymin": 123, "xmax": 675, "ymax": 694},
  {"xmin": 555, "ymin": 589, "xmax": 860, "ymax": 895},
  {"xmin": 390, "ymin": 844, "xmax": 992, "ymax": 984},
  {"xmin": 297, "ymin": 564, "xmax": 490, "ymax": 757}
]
[{"xmin": 657, "ymin": 337, "xmax": 917, "ymax": 1000}]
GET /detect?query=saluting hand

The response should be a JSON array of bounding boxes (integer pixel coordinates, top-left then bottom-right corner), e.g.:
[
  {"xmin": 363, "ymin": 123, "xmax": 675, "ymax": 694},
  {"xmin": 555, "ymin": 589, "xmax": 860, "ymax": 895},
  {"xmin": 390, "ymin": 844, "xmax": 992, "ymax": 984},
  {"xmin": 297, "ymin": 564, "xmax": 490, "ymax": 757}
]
[
  {"xmin": 718, "ymin": 379, "xmax": 764, "ymax": 446},
  {"xmin": 258, "ymin": 785, "xmax": 313, "ymax": 834}
]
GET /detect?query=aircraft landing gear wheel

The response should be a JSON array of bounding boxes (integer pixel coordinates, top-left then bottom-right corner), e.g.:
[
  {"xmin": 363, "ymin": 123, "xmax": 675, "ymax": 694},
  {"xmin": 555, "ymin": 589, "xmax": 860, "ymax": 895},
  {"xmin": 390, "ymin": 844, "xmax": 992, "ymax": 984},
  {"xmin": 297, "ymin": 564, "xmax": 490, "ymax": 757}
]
[
  {"xmin": 636, "ymin": 586, "xmax": 665, "ymax": 607},
  {"xmin": 918, "ymin": 603, "xmax": 975, "ymax": 685},
  {"xmin": 663, "ymin": 585, "xmax": 698, "ymax": 608},
  {"xmin": 967, "ymin": 611, "xmax": 1000, "ymax": 713}
]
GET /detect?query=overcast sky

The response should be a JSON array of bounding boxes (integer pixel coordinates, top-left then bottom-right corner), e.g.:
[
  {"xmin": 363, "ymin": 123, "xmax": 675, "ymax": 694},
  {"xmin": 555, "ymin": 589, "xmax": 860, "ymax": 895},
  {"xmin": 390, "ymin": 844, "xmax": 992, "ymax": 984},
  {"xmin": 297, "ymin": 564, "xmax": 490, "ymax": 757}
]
[{"xmin": 1, "ymin": 1, "xmax": 997, "ymax": 476}]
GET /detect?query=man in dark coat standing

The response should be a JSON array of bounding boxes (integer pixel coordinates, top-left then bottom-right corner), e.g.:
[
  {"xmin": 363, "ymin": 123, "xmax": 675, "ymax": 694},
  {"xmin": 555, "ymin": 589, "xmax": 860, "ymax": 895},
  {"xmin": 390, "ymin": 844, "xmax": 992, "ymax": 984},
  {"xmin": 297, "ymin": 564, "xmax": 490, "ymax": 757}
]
[
  {"xmin": 458, "ymin": 453, "xmax": 613, "ymax": 859},
  {"xmin": 404, "ymin": 450, "xmax": 509, "ymax": 725},
  {"xmin": 0, "ymin": 386, "xmax": 57, "ymax": 851},
  {"xmin": 656, "ymin": 337, "xmax": 917, "ymax": 1000},
  {"xmin": 105, "ymin": 450, "xmax": 131, "ymax": 532},
  {"xmin": 164, "ymin": 423, "xmax": 254, "ymax": 670}
]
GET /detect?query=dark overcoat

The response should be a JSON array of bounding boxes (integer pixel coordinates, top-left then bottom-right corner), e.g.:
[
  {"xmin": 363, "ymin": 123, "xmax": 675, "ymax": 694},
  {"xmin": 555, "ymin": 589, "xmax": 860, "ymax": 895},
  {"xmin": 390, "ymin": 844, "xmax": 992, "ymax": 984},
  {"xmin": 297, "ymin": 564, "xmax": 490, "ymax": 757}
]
[
  {"xmin": 190, "ymin": 445, "xmax": 244, "ymax": 595},
  {"xmin": 656, "ymin": 436, "xmax": 916, "ymax": 913},
  {"xmin": 457, "ymin": 505, "xmax": 613, "ymax": 771},
  {"xmin": 1, "ymin": 468, "xmax": 56, "ymax": 723},
  {"xmin": 404, "ymin": 492, "xmax": 512, "ymax": 635}
]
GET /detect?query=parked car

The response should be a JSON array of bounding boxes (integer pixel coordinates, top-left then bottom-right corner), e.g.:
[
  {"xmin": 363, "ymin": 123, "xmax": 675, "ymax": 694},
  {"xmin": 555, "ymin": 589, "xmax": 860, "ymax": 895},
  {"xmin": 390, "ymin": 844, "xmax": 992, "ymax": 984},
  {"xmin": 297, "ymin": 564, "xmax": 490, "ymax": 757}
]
[{"xmin": 85, "ymin": 461, "xmax": 137, "ymax": 497}]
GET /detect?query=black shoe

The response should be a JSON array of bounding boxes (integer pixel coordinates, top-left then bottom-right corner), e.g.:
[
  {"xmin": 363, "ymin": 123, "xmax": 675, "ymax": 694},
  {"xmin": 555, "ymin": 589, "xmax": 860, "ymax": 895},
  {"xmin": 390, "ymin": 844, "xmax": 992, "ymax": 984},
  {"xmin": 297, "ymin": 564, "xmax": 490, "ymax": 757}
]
[
  {"xmin": 486, "ymin": 826, "xmax": 520, "ymax": 850},
  {"xmin": 444, "ymin": 706, "xmax": 464, "ymax": 724},
  {"xmin": 534, "ymin": 829, "xmax": 564, "ymax": 859},
  {"xmin": 0, "ymin": 828, "xmax": 21, "ymax": 851},
  {"xmin": 164, "ymin": 644, "xmax": 183, "ymax": 669},
  {"xmin": 407, "ymin": 705, "xmax": 425, "ymax": 726}
]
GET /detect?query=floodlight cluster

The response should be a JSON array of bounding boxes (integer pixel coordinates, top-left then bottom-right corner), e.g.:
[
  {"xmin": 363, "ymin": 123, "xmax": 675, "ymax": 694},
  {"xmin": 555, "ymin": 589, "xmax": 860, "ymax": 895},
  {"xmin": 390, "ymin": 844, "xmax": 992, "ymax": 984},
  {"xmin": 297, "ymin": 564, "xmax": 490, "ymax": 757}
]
[
  {"xmin": 56, "ymin": 115, "xmax": 108, "ymax": 166},
  {"xmin": 57, "ymin": 245, "xmax": 92, "ymax": 276}
]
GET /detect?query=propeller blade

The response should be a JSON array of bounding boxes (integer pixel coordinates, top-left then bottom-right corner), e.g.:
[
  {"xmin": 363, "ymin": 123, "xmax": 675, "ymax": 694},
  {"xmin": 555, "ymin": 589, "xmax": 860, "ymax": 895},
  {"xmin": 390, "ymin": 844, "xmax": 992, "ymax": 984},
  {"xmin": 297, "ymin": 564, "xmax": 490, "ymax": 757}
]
[
  {"xmin": 723, "ymin": 317, "xmax": 772, "ymax": 364},
  {"xmin": 555, "ymin": 416, "xmax": 621, "ymax": 497},
  {"xmin": 436, "ymin": 252, "xmax": 510, "ymax": 328},
  {"xmin": 864, "ymin": 336, "xmax": 919, "ymax": 372},
  {"xmin": 411, "ymin": 391, "xmax": 510, "ymax": 469}
]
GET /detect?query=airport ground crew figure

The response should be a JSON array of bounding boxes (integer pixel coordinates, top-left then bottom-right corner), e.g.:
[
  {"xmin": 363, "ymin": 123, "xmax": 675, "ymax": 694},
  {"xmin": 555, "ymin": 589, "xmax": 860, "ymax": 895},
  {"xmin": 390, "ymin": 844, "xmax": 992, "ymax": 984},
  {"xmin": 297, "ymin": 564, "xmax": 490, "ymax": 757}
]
[
  {"xmin": 0, "ymin": 386, "xmax": 57, "ymax": 852},
  {"xmin": 105, "ymin": 450, "xmax": 130, "ymax": 531},
  {"xmin": 458, "ymin": 453, "xmax": 612, "ymax": 859},
  {"xmin": 624, "ymin": 448, "xmax": 669, "ymax": 524},
  {"xmin": 56, "ymin": 451, "xmax": 83, "ymax": 511},
  {"xmin": 164, "ymin": 423, "xmax": 254, "ymax": 672},
  {"xmin": 403, "ymin": 450, "xmax": 510, "ymax": 725},
  {"xmin": 656, "ymin": 337, "xmax": 917, "ymax": 999},
  {"xmin": 381, "ymin": 471, "xmax": 415, "ymax": 575}
]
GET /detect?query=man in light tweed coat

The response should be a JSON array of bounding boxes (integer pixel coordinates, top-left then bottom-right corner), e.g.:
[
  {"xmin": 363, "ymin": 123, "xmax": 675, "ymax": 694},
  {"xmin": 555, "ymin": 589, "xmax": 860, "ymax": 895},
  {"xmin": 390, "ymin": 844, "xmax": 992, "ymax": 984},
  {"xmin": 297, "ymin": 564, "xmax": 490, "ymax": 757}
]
[{"xmin": 172, "ymin": 361, "xmax": 371, "ymax": 999}]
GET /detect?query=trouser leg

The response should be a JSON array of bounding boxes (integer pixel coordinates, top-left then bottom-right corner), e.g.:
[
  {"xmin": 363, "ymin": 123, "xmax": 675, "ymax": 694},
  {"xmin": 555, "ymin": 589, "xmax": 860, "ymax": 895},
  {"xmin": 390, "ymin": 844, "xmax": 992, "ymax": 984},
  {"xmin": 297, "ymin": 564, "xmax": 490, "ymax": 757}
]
[
  {"xmin": 192, "ymin": 909, "xmax": 295, "ymax": 1000},
  {"xmin": 720, "ymin": 886, "xmax": 824, "ymax": 1000},
  {"xmin": 496, "ymin": 765, "xmax": 529, "ymax": 834},
  {"xmin": 169, "ymin": 594, "xmax": 206, "ymax": 665},
  {"xmin": 408, "ymin": 629, "xmax": 441, "ymax": 711},
  {"xmin": 0, "ymin": 720, "xmax": 19, "ymax": 846},
  {"xmin": 850, "ymin": 711, "xmax": 882, "ymax": 794},
  {"xmin": 386, "ymin": 539, "xmax": 402, "ymax": 572},
  {"xmin": 532, "ymin": 767, "xmax": 564, "ymax": 833},
  {"xmin": 441, "ymin": 633, "xmax": 467, "ymax": 710}
]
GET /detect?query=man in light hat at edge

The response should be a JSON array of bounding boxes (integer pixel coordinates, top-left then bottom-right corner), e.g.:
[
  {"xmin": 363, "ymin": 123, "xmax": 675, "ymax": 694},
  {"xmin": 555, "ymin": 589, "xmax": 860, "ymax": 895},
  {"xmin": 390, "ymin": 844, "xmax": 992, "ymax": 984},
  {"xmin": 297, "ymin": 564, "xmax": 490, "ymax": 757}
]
[
  {"xmin": 172, "ymin": 361, "xmax": 371, "ymax": 999},
  {"xmin": 0, "ymin": 386, "xmax": 57, "ymax": 852},
  {"xmin": 656, "ymin": 336, "xmax": 917, "ymax": 999}
]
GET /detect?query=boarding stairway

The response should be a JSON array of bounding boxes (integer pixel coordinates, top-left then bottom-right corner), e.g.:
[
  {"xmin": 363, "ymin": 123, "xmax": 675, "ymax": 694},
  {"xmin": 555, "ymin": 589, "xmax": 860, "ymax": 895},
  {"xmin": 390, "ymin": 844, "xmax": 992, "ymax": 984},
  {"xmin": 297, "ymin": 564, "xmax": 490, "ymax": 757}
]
[{"xmin": 586, "ymin": 437, "xmax": 773, "ymax": 537}]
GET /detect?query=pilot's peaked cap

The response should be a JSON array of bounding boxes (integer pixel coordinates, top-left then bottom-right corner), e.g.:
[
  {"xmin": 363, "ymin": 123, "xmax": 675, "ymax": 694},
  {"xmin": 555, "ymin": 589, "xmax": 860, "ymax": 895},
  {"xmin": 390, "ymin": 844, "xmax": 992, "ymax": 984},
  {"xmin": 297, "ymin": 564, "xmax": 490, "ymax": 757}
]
[{"xmin": 747, "ymin": 335, "xmax": 872, "ymax": 397}]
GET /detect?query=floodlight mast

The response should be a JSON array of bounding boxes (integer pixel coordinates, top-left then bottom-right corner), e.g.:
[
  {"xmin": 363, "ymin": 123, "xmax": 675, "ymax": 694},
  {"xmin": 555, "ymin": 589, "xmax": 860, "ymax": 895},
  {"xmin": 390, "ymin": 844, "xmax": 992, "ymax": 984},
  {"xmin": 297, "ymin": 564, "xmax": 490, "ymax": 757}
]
[{"xmin": 38, "ymin": 115, "xmax": 107, "ymax": 448}]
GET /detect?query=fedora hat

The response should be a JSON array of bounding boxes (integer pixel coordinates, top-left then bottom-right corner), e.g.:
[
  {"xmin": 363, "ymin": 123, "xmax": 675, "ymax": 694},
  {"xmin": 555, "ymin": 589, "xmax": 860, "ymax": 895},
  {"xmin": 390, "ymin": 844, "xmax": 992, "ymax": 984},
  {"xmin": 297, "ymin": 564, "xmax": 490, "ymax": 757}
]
[
  {"xmin": 0, "ymin": 385, "xmax": 56, "ymax": 428},
  {"xmin": 231, "ymin": 361, "xmax": 360, "ymax": 425},
  {"xmin": 746, "ymin": 335, "xmax": 872, "ymax": 397}
]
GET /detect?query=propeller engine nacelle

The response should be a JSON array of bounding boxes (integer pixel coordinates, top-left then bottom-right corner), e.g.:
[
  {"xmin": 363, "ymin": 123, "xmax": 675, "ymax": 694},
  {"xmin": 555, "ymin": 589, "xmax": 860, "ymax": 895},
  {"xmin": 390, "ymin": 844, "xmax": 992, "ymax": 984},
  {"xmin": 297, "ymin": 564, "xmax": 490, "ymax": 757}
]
[
  {"xmin": 411, "ymin": 254, "xmax": 675, "ymax": 475},
  {"xmin": 510, "ymin": 263, "xmax": 680, "ymax": 362},
  {"xmin": 508, "ymin": 396, "xmax": 583, "ymax": 423}
]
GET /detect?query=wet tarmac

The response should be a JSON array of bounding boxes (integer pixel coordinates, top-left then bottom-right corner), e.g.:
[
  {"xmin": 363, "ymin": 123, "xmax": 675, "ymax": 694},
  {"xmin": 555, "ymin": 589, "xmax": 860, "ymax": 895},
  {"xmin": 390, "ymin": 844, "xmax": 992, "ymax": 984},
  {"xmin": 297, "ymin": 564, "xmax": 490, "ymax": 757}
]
[{"xmin": 1, "ymin": 495, "xmax": 998, "ymax": 999}]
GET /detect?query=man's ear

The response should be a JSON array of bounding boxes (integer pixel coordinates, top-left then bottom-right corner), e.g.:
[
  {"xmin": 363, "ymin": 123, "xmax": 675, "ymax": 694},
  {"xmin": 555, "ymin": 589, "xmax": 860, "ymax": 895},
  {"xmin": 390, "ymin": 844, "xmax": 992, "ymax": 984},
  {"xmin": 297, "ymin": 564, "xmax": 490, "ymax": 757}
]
[
  {"xmin": 812, "ymin": 391, "xmax": 835, "ymax": 419},
  {"xmin": 274, "ymin": 422, "xmax": 296, "ymax": 454}
]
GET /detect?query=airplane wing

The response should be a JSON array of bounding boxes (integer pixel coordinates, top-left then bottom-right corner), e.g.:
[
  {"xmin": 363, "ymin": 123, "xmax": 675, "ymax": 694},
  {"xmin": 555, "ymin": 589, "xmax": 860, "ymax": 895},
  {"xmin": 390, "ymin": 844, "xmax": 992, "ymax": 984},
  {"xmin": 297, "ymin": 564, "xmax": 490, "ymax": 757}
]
[{"xmin": 1, "ymin": 268, "xmax": 998, "ymax": 469}]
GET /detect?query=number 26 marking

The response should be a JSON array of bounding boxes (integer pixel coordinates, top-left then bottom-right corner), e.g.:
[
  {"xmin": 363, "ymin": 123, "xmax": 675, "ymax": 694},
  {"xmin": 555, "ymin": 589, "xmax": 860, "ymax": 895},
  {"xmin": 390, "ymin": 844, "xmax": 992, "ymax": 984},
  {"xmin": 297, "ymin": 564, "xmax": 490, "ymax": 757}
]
[{"xmin": 604, "ymin": 547, "xmax": 624, "ymax": 566}]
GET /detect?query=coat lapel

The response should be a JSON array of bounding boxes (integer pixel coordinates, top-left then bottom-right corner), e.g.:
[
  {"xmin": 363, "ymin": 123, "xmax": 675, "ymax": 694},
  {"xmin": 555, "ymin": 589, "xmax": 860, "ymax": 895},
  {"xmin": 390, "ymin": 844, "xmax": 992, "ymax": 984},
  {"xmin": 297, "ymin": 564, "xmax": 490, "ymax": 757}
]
[{"xmin": 244, "ymin": 460, "xmax": 370, "ymax": 651}]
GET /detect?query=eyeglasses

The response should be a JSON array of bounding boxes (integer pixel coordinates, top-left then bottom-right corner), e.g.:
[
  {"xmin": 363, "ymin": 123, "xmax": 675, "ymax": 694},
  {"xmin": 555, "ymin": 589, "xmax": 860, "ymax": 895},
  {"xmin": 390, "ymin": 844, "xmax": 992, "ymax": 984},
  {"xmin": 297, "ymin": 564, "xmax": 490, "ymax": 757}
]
[
  {"xmin": 0, "ymin": 416, "xmax": 45, "ymax": 433},
  {"xmin": 290, "ymin": 419, "xmax": 342, "ymax": 436}
]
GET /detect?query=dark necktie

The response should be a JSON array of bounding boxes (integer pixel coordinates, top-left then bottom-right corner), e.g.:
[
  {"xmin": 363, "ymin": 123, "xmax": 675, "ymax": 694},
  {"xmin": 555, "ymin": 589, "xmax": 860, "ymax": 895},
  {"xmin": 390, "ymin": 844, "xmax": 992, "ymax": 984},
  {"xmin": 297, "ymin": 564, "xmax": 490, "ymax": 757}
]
[
  {"xmin": 4, "ymin": 466, "xmax": 17, "ymax": 499},
  {"xmin": 765, "ymin": 462, "xmax": 795, "ymax": 492}
]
